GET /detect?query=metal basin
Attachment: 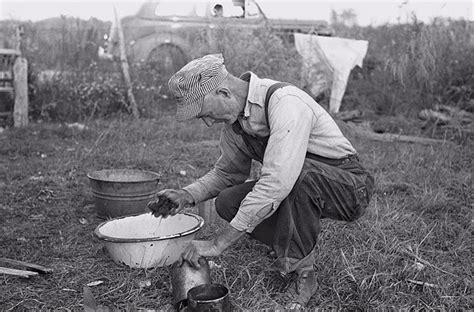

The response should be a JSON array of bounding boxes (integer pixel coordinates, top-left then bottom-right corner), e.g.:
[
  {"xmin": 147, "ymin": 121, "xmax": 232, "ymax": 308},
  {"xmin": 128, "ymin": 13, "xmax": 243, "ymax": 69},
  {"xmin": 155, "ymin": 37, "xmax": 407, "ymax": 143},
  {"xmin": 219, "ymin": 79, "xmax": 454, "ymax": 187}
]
[
  {"xmin": 87, "ymin": 169, "xmax": 160, "ymax": 218},
  {"xmin": 94, "ymin": 212, "xmax": 204, "ymax": 268}
]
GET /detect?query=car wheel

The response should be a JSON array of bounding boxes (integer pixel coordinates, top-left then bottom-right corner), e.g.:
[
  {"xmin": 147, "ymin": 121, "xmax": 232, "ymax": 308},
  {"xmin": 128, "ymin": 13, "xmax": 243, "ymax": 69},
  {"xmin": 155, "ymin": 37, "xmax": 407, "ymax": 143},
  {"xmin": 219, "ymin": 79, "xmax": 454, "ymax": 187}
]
[{"xmin": 146, "ymin": 45, "xmax": 186, "ymax": 77}]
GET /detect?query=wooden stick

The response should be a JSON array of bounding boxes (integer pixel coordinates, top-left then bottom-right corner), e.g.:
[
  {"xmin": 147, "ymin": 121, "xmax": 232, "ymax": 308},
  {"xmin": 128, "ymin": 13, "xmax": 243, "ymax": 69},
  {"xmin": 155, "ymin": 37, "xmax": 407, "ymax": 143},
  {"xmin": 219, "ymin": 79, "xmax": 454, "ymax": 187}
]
[
  {"xmin": 0, "ymin": 266, "xmax": 39, "ymax": 278},
  {"xmin": 0, "ymin": 257, "xmax": 53, "ymax": 274},
  {"xmin": 337, "ymin": 121, "xmax": 453, "ymax": 146},
  {"xmin": 333, "ymin": 109, "xmax": 363, "ymax": 122},
  {"xmin": 401, "ymin": 249, "xmax": 459, "ymax": 278},
  {"xmin": 114, "ymin": 5, "xmax": 139, "ymax": 119},
  {"xmin": 13, "ymin": 56, "xmax": 28, "ymax": 127},
  {"xmin": 407, "ymin": 279, "xmax": 439, "ymax": 288}
]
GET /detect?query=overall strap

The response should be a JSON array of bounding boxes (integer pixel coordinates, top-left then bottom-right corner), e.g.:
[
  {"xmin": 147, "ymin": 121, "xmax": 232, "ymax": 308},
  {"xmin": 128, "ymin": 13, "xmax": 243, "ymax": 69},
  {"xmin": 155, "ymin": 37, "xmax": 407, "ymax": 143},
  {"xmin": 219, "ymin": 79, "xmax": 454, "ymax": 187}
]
[
  {"xmin": 230, "ymin": 82, "xmax": 293, "ymax": 163},
  {"xmin": 264, "ymin": 82, "xmax": 293, "ymax": 129}
]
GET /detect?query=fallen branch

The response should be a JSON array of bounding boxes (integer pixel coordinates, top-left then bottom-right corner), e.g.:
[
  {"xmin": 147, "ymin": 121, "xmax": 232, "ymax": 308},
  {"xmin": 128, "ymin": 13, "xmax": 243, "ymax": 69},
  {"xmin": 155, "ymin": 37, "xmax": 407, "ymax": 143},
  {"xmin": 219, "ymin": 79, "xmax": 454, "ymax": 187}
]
[
  {"xmin": 437, "ymin": 104, "xmax": 474, "ymax": 122},
  {"xmin": 407, "ymin": 279, "xmax": 439, "ymax": 288},
  {"xmin": 401, "ymin": 249, "xmax": 459, "ymax": 278},
  {"xmin": 0, "ymin": 267, "xmax": 39, "ymax": 278},
  {"xmin": 0, "ymin": 257, "xmax": 52, "ymax": 274},
  {"xmin": 360, "ymin": 131, "xmax": 449, "ymax": 145},
  {"xmin": 419, "ymin": 105, "xmax": 474, "ymax": 126},
  {"xmin": 337, "ymin": 121, "xmax": 452, "ymax": 145},
  {"xmin": 333, "ymin": 109, "xmax": 363, "ymax": 122},
  {"xmin": 418, "ymin": 109, "xmax": 451, "ymax": 124}
]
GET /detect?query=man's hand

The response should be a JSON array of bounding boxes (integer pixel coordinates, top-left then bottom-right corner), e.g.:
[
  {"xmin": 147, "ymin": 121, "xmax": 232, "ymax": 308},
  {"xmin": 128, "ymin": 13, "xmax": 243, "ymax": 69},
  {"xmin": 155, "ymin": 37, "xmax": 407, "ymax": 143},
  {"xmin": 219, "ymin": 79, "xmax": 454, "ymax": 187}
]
[
  {"xmin": 181, "ymin": 223, "xmax": 246, "ymax": 268},
  {"xmin": 181, "ymin": 240, "xmax": 221, "ymax": 268},
  {"xmin": 150, "ymin": 189, "xmax": 194, "ymax": 216}
]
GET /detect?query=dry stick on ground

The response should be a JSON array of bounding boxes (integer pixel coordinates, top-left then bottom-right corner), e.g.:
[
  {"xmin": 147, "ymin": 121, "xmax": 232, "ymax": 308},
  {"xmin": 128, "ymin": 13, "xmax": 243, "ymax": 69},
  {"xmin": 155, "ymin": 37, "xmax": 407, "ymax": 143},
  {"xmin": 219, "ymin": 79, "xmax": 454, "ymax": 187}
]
[
  {"xmin": 114, "ymin": 5, "xmax": 139, "ymax": 119},
  {"xmin": 401, "ymin": 248, "xmax": 459, "ymax": 278},
  {"xmin": 333, "ymin": 109, "xmax": 363, "ymax": 122},
  {"xmin": 0, "ymin": 267, "xmax": 39, "ymax": 278},
  {"xmin": 0, "ymin": 257, "xmax": 53, "ymax": 274},
  {"xmin": 407, "ymin": 279, "xmax": 440, "ymax": 288},
  {"xmin": 407, "ymin": 280, "xmax": 439, "ymax": 288},
  {"xmin": 337, "ymin": 121, "xmax": 453, "ymax": 145}
]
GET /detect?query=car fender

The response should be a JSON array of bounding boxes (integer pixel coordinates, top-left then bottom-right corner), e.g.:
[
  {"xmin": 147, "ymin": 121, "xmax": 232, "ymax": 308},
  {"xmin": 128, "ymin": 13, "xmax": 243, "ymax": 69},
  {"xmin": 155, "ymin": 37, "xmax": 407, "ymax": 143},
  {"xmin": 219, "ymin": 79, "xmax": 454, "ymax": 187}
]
[{"xmin": 128, "ymin": 33, "xmax": 191, "ymax": 64}]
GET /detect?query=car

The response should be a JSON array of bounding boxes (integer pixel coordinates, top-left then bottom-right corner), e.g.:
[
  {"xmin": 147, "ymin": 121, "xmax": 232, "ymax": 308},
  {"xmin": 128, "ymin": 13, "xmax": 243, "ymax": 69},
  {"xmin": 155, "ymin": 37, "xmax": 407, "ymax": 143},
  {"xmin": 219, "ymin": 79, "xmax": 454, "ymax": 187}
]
[{"xmin": 101, "ymin": 0, "xmax": 333, "ymax": 76}]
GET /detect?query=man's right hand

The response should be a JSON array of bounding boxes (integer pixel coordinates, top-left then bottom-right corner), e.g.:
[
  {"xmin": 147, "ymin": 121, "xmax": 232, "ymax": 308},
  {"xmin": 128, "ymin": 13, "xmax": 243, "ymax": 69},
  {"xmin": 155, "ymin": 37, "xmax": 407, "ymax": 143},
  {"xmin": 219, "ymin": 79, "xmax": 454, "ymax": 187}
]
[{"xmin": 154, "ymin": 189, "xmax": 194, "ymax": 216}]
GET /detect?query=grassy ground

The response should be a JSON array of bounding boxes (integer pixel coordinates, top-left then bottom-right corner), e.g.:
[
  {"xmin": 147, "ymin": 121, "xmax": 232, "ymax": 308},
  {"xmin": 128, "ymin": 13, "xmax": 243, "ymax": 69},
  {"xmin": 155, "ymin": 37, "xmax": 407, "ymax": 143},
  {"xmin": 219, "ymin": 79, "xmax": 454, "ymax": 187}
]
[{"xmin": 0, "ymin": 106, "xmax": 472, "ymax": 311}]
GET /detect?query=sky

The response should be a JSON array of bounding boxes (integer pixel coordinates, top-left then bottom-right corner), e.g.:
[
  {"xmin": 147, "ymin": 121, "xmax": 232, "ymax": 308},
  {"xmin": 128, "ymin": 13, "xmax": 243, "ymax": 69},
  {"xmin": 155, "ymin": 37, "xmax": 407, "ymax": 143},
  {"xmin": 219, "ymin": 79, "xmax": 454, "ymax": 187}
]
[{"xmin": 0, "ymin": 0, "xmax": 472, "ymax": 26}]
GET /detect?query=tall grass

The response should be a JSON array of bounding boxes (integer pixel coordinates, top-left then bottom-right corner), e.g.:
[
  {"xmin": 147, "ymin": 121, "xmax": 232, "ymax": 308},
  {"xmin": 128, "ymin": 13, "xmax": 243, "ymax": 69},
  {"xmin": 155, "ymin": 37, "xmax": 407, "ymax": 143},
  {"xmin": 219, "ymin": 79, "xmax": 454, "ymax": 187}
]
[
  {"xmin": 339, "ymin": 19, "xmax": 473, "ymax": 115},
  {"xmin": 1, "ymin": 114, "xmax": 471, "ymax": 310},
  {"xmin": 5, "ymin": 17, "xmax": 470, "ymax": 123}
]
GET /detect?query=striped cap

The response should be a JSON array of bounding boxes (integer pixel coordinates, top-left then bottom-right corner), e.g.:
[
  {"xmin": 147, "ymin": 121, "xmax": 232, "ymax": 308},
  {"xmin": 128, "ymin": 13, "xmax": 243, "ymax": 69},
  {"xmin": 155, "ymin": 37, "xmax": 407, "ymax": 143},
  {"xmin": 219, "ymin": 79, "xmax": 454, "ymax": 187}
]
[{"xmin": 168, "ymin": 54, "xmax": 229, "ymax": 121}]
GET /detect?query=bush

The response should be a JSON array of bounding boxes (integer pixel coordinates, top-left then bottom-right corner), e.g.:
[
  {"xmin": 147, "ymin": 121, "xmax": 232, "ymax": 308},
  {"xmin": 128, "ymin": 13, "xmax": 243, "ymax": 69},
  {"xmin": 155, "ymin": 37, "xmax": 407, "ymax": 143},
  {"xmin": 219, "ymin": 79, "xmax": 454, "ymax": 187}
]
[
  {"xmin": 24, "ymin": 17, "xmax": 473, "ymax": 121},
  {"xmin": 29, "ymin": 26, "xmax": 304, "ymax": 122},
  {"xmin": 205, "ymin": 27, "xmax": 303, "ymax": 84},
  {"xmin": 337, "ymin": 19, "xmax": 473, "ymax": 116},
  {"xmin": 30, "ymin": 62, "xmax": 128, "ymax": 122}
]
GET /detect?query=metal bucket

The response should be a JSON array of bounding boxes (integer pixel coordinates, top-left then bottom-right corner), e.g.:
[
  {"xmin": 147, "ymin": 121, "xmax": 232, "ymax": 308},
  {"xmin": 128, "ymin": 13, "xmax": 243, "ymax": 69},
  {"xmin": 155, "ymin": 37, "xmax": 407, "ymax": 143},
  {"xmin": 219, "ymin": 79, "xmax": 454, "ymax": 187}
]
[
  {"xmin": 187, "ymin": 283, "xmax": 230, "ymax": 312},
  {"xmin": 87, "ymin": 169, "xmax": 160, "ymax": 218}
]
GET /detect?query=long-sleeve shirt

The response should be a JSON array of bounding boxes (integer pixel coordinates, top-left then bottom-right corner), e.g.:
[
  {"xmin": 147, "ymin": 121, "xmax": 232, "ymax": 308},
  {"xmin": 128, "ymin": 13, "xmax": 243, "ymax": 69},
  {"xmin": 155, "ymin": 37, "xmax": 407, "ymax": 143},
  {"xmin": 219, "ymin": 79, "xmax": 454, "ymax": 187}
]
[{"xmin": 183, "ymin": 72, "xmax": 356, "ymax": 232}]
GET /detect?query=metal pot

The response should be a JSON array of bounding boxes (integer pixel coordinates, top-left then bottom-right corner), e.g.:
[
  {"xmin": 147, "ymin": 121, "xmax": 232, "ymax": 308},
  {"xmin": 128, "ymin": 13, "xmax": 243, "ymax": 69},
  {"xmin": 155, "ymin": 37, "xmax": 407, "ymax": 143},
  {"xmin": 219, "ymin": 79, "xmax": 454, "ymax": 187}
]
[
  {"xmin": 171, "ymin": 258, "xmax": 211, "ymax": 308},
  {"xmin": 187, "ymin": 283, "xmax": 230, "ymax": 312},
  {"xmin": 87, "ymin": 169, "xmax": 160, "ymax": 218}
]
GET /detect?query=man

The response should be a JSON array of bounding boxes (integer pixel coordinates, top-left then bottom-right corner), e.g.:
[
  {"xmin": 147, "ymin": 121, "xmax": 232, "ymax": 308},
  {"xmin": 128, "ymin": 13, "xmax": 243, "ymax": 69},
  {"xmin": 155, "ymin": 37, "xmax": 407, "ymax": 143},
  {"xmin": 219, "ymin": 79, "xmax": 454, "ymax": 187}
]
[
  {"xmin": 213, "ymin": 4, "xmax": 223, "ymax": 17},
  {"xmin": 159, "ymin": 54, "xmax": 374, "ymax": 309}
]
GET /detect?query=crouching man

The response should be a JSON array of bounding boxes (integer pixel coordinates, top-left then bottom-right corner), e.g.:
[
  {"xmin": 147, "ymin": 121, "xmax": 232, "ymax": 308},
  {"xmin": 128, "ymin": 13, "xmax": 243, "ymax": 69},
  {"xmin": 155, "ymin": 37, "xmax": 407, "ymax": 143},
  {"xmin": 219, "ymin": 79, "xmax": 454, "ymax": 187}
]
[{"xmin": 158, "ymin": 54, "xmax": 374, "ymax": 309}]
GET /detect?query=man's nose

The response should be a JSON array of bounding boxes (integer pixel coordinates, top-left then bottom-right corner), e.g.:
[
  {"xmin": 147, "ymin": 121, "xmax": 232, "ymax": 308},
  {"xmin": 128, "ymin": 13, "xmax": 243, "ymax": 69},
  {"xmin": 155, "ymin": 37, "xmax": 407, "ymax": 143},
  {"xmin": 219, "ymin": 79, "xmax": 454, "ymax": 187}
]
[{"xmin": 201, "ymin": 117, "xmax": 215, "ymax": 127}]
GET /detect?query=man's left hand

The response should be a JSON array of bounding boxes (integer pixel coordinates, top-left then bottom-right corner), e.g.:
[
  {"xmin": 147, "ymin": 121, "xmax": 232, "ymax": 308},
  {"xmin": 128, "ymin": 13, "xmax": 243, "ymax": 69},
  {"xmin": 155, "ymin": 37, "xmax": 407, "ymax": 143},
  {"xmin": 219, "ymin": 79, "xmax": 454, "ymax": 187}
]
[
  {"xmin": 180, "ymin": 223, "xmax": 246, "ymax": 268},
  {"xmin": 181, "ymin": 240, "xmax": 221, "ymax": 268}
]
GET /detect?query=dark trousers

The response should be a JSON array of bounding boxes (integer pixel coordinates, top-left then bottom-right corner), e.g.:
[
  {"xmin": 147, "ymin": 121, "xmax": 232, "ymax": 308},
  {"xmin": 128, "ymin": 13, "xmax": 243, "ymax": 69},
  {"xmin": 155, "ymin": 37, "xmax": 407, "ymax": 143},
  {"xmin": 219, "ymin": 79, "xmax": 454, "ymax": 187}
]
[{"xmin": 215, "ymin": 156, "xmax": 374, "ymax": 273}]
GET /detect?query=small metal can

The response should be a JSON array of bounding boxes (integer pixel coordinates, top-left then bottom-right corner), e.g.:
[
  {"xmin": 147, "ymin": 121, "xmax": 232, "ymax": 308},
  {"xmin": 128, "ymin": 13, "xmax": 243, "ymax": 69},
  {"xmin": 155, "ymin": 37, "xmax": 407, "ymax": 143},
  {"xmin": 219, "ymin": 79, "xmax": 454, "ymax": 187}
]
[
  {"xmin": 187, "ymin": 283, "xmax": 230, "ymax": 312},
  {"xmin": 170, "ymin": 258, "xmax": 211, "ymax": 309}
]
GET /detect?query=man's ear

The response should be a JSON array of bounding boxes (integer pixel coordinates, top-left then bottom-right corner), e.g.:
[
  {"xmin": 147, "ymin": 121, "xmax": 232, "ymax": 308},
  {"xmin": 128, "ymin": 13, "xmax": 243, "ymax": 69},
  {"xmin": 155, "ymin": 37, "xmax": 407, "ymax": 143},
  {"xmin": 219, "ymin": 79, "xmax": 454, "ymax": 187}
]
[{"xmin": 216, "ymin": 87, "xmax": 231, "ymax": 98}]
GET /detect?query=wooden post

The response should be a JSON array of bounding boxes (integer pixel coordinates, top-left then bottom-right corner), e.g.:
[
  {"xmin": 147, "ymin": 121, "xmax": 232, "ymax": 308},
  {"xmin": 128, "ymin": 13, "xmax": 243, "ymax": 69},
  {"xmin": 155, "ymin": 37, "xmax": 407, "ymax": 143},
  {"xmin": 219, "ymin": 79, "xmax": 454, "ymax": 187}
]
[
  {"xmin": 15, "ymin": 26, "xmax": 25, "ymax": 54},
  {"xmin": 13, "ymin": 56, "xmax": 28, "ymax": 127},
  {"xmin": 114, "ymin": 6, "xmax": 139, "ymax": 119}
]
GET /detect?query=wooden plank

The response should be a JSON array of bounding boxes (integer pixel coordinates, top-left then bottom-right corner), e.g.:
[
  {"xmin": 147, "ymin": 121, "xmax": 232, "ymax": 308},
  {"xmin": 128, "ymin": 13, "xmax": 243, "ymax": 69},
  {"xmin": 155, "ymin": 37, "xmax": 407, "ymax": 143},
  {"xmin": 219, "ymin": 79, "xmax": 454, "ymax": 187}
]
[
  {"xmin": 337, "ymin": 121, "xmax": 453, "ymax": 146},
  {"xmin": 13, "ymin": 56, "xmax": 28, "ymax": 127},
  {"xmin": 114, "ymin": 6, "xmax": 139, "ymax": 119},
  {"xmin": 0, "ymin": 48, "xmax": 21, "ymax": 56},
  {"xmin": 0, "ymin": 112, "xmax": 11, "ymax": 117},
  {"xmin": 0, "ymin": 267, "xmax": 39, "ymax": 278},
  {"xmin": 0, "ymin": 87, "xmax": 13, "ymax": 92},
  {"xmin": 0, "ymin": 257, "xmax": 53, "ymax": 274}
]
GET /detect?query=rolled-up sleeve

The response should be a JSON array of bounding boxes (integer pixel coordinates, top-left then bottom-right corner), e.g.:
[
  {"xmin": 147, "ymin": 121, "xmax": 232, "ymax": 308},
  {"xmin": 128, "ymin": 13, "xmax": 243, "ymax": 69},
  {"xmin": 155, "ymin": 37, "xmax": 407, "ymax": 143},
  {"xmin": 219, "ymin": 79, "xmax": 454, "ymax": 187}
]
[
  {"xmin": 184, "ymin": 124, "xmax": 252, "ymax": 204},
  {"xmin": 230, "ymin": 93, "xmax": 314, "ymax": 232}
]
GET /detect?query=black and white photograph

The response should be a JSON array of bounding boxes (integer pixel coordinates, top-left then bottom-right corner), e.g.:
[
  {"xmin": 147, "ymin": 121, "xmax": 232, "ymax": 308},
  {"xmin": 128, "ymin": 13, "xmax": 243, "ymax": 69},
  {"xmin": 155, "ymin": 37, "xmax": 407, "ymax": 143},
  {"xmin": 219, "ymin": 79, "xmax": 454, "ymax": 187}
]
[{"xmin": 0, "ymin": 0, "xmax": 472, "ymax": 310}]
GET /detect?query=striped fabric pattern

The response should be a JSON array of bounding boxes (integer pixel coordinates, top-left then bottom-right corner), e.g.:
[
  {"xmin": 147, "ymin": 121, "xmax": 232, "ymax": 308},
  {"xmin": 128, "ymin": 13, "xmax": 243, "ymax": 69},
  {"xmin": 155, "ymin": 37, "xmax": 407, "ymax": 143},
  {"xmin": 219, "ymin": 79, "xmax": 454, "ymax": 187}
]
[{"xmin": 168, "ymin": 54, "xmax": 229, "ymax": 121}]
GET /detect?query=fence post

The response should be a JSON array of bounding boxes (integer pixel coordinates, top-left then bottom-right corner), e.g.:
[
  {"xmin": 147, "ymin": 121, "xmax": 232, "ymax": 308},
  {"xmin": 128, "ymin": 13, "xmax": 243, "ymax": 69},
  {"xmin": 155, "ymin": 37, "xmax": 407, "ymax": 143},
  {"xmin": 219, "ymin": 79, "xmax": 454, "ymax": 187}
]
[
  {"xmin": 114, "ymin": 6, "xmax": 139, "ymax": 119},
  {"xmin": 13, "ymin": 56, "xmax": 28, "ymax": 127}
]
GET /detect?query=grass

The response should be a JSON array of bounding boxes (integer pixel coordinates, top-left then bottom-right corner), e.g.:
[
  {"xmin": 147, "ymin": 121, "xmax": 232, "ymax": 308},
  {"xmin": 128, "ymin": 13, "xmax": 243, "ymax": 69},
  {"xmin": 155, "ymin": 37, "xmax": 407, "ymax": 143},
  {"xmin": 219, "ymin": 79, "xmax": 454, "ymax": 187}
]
[{"xmin": 0, "ymin": 103, "xmax": 472, "ymax": 311}]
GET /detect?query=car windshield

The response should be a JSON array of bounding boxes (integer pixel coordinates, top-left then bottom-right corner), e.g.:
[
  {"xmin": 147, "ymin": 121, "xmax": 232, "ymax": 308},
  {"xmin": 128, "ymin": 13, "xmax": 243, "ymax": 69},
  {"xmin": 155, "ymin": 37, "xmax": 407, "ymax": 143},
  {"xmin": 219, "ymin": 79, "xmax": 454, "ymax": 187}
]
[{"xmin": 154, "ymin": 0, "xmax": 208, "ymax": 17}]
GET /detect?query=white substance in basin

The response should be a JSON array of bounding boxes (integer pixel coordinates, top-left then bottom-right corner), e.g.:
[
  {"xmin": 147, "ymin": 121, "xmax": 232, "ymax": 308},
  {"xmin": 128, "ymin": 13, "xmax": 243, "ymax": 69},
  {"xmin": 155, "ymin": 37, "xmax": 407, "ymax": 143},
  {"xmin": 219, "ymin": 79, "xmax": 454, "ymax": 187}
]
[{"xmin": 98, "ymin": 213, "xmax": 199, "ymax": 239}]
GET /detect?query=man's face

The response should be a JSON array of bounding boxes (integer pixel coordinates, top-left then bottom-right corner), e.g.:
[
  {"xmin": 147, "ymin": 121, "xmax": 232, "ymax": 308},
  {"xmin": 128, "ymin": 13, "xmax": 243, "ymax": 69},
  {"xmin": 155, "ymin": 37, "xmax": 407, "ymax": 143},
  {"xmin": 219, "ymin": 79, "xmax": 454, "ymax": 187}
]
[{"xmin": 197, "ymin": 89, "xmax": 238, "ymax": 127}]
